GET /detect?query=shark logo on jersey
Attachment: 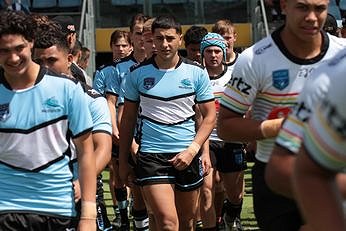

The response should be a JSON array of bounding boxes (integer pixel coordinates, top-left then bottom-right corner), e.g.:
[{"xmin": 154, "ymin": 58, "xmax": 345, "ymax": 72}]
[
  {"xmin": 272, "ymin": 70, "xmax": 289, "ymax": 90},
  {"xmin": 144, "ymin": 77, "xmax": 155, "ymax": 90},
  {"xmin": 42, "ymin": 97, "xmax": 63, "ymax": 112},
  {"xmin": 179, "ymin": 78, "xmax": 193, "ymax": 89},
  {"xmin": 0, "ymin": 103, "xmax": 10, "ymax": 122}
]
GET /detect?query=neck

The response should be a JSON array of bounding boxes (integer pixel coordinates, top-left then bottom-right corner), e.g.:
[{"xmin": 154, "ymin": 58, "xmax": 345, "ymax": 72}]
[
  {"xmin": 207, "ymin": 64, "xmax": 224, "ymax": 77},
  {"xmin": 226, "ymin": 51, "xmax": 236, "ymax": 64},
  {"xmin": 5, "ymin": 61, "xmax": 40, "ymax": 90},
  {"xmin": 281, "ymin": 28, "xmax": 323, "ymax": 59},
  {"xmin": 133, "ymin": 49, "xmax": 146, "ymax": 63},
  {"xmin": 155, "ymin": 53, "xmax": 180, "ymax": 69}
]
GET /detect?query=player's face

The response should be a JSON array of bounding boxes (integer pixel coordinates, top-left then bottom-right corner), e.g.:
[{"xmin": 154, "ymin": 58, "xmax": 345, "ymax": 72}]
[
  {"xmin": 203, "ymin": 46, "xmax": 223, "ymax": 68},
  {"xmin": 281, "ymin": 0, "xmax": 328, "ymax": 42},
  {"xmin": 111, "ymin": 37, "xmax": 132, "ymax": 60},
  {"xmin": 143, "ymin": 33, "xmax": 157, "ymax": 58},
  {"xmin": 131, "ymin": 23, "xmax": 145, "ymax": 53},
  {"xmin": 186, "ymin": 43, "xmax": 202, "ymax": 63},
  {"xmin": 221, "ymin": 29, "xmax": 236, "ymax": 55},
  {"xmin": 0, "ymin": 34, "xmax": 33, "ymax": 77},
  {"xmin": 33, "ymin": 45, "xmax": 71, "ymax": 76},
  {"xmin": 153, "ymin": 28, "xmax": 182, "ymax": 61}
]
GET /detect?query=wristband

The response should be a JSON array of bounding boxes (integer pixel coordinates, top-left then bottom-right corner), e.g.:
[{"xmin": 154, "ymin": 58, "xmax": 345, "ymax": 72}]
[
  {"xmin": 80, "ymin": 201, "xmax": 97, "ymax": 220},
  {"xmin": 187, "ymin": 141, "xmax": 201, "ymax": 158}
]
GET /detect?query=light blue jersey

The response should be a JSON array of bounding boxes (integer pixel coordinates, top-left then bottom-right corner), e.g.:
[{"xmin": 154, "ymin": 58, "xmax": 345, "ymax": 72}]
[
  {"xmin": 125, "ymin": 56, "xmax": 214, "ymax": 154},
  {"xmin": 0, "ymin": 67, "xmax": 93, "ymax": 217},
  {"xmin": 106, "ymin": 54, "xmax": 137, "ymax": 104},
  {"xmin": 71, "ymin": 82, "xmax": 112, "ymax": 179},
  {"xmin": 93, "ymin": 61, "xmax": 117, "ymax": 96}
]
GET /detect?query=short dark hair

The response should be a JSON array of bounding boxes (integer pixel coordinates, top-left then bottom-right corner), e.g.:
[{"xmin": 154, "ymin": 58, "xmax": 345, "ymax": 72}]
[
  {"xmin": 184, "ymin": 25, "xmax": 208, "ymax": 46},
  {"xmin": 129, "ymin": 13, "xmax": 148, "ymax": 32},
  {"xmin": 0, "ymin": 10, "xmax": 35, "ymax": 42},
  {"xmin": 34, "ymin": 26, "xmax": 70, "ymax": 53},
  {"xmin": 152, "ymin": 15, "xmax": 182, "ymax": 34},
  {"xmin": 110, "ymin": 30, "xmax": 131, "ymax": 47}
]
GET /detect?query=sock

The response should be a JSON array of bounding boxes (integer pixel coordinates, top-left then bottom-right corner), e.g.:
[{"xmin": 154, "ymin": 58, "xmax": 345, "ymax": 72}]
[
  {"xmin": 115, "ymin": 187, "xmax": 129, "ymax": 225},
  {"xmin": 224, "ymin": 199, "xmax": 243, "ymax": 223},
  {"xmin": 132, "ymin": 209, "xmax": 149, "ymax": 231}
]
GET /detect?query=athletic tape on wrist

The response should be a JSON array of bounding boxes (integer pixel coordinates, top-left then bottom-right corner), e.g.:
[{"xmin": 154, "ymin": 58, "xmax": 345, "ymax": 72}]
[
  {"xmin": 187, "ymin": 141, "xmax": 201, "ymax": 158},
  {"xmin": 80, "ymin": 201, "xmax": 97, "ymax": 220}
]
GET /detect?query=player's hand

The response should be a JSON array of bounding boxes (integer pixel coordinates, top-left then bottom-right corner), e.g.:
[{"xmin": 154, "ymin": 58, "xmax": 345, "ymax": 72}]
[
  {"xmin": 201, "ymin": 153, "xmax": 211, "ymax": 176},
  {"xmin": 168, "ymin": 150, "xmax": 194, "ymax": 171},
  {"xmin": 73, "ymin": 180, "xmax": 81, "ymax": 203}
]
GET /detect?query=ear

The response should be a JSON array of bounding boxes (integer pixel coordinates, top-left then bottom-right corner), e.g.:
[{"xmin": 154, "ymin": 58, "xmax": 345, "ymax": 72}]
[
  {"xmin": 179, "ymin": 33, "xmax": 183, "ymax": 46},
  {"xmin": 67, "ymin": 54, "xmax": 73, "ymax": 67}
]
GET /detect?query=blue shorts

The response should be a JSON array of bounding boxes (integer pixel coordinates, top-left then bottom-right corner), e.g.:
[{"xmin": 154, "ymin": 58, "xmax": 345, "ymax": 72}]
[{"xmin": 134, "ymin": 152, "xmax": 203, "ymax": 192}]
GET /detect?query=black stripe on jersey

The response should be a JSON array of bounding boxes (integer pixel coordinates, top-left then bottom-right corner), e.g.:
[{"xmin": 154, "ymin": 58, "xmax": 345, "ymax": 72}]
[
  {"xmin": 124, "ymin": 97, "xmax": 139, "ymax": 103},
  {"xmin": 196, "ymin": 98, "xmax": 215, "ymax": 104},
  {"xmin": 0, "ymin": 115, "xmax": 68, "ymax": 134},
  {"xmin": 0, "ymin": 153, "xmax": 66, "ymax": 172},
  {"xmin": 92, "ymin": 130, "xmax": 112, "ymax": 136},
  {"xmin": 72, "ymin": 127, "xmax": 93, "ymax": 139},
  {"xmin": 130, "ymin": 56, "xmax": 154, "ymax": 72},
  {"xmin": 180, "ymin": 56, "xmax": 205, "ymax": 70},
  {"xmin": 140, "ymin": 114, "xmax": 195, "ymax": 126},
  {"xmin": 80, "ymin": 82, "xmax": 103, "ymax": 99},
  {"xmin": 140, "ymin": 92, "xmax": 195, "ymax": 101},
  {"xmin": 105, "ymin": 91, "xmax": 119, "ymax": 97}
]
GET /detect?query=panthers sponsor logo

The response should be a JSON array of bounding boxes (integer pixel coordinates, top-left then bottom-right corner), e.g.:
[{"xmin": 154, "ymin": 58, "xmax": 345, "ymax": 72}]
[
  {"xmin": 0, "ymin": 103, "xmax": 10, "ymax": 122},
  {"xmin": 272, "ymin": 69, "xmax": 289, "ymax": 90},
  {"xmin": 228, "ymin": 76, "xmax": 252, "ymax": 95},
  {"xmin": 143, "ymin": 77, "xmax": 155, "ymax": 90}
]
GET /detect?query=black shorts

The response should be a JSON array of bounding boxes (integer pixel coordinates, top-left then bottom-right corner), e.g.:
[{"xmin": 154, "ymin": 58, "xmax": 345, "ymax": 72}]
[
  {"xmin": 210, "ymin": 141, "xmax": 247, "ymax": 173},
  {"xmin": 252, "ymin": 159, "xmax": 303, "ymax": 231},
  {"xmin": 134, "ymin": 152, "xmax": 203, "ymax": 192},
  {"xmin": 0, "ymin": 213, "xmax": 77, "ymax": 231}
]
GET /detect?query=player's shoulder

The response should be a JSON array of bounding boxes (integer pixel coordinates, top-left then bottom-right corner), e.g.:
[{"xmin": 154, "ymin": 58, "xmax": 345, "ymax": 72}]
[
  {"xmin": 180, "ymin": 56, "xmax": 205, "ymax": 70},
  {"xmin": 80, "ymin": 82, "xmax": 103, "ymax": 99}
]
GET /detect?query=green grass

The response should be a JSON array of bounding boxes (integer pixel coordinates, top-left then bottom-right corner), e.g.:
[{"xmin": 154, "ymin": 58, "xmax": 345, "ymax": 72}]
[{"xmin": 101, "ymin": 162, "xmax": 259, "ymax": 230}]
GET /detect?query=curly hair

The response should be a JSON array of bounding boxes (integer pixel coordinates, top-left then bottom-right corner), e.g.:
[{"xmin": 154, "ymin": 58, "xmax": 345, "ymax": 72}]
[{"xmin": 0, "ymin": 10, "xmax": 35, "ymax": 42}]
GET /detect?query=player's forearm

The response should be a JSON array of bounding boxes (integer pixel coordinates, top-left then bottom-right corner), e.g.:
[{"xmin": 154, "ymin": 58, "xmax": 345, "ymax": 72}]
[
  {"xmin": 217, "ymin": 117, "xmax": 283, "ymax": 142},
  {"xmin": 119, "ymin": 117, "xmax": 137, "ymax": 164},
  {"xmin": 77, "ymin": 134, "xmax": 97, "ymax": 203},
  {"xmin": 294, "ymin": 150, "xmax": 345, "ymax": 231},
  {"xmin": 217, "ymin": 116, "xmax": 262, "ymax": 142},
  {"xmin": 93, "ymin": 133, "xmax": 112, "ymax": 175},
  {"xmin": 193, "ymin": 113, "xmax": 215, "ymax": 148},
  {"xmin": 265, "ymin": 145, "xmax": 296, "ymax": 199}
]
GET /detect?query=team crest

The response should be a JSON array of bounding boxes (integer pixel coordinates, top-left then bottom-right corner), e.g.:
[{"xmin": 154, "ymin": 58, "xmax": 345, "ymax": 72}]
[
  {"xmin": 143, "ymin": 77, "xmax": 155, "ymax": 90},
  {"xmin": 0, "ymin": 103, "xmax": 10, "ymax": 122},
  {"xmin": 272, "ymin": 70, "xmax": 289, "ymax": 90}
]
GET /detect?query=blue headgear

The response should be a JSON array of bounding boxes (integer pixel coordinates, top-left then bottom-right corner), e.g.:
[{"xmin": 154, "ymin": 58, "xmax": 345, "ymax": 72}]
[{"xmin": 200, "ymin": 32, "xmax": 227, "ymax": 61}]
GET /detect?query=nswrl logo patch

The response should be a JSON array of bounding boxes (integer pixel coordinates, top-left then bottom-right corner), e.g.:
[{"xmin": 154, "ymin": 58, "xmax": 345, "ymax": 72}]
[
  {"xmin": 0, "ymin": 103, "xmax": 10, "ymax": 122},
  {"xmin": 143, "ymin": 77, "xmax": 155, "ymax": 90},
  {"xmin": 272, "ymin": 69, "xmax": 289, "ymax": 90}
]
